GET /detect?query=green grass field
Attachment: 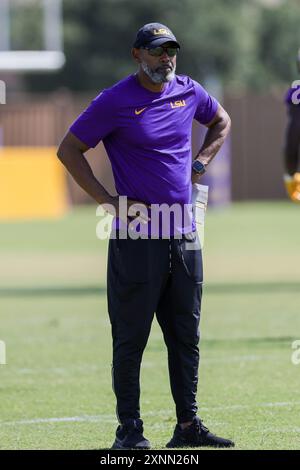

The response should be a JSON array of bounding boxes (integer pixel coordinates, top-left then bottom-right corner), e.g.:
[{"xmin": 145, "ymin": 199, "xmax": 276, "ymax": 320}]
[{"xmin": 1, "ymin": 202, "xmax": 300, "ymax": 450}]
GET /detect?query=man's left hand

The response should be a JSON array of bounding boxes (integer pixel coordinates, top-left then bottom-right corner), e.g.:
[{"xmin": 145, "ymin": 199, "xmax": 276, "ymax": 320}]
[{"xmin": 191, "ymin": 171, "xmax": 203, "ymax": 185}]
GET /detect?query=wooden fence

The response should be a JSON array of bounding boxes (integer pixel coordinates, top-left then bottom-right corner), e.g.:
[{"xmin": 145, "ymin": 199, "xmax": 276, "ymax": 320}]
[{"xmin": 0, "ymin": 89, "xmax": 289, "ymax": 202}]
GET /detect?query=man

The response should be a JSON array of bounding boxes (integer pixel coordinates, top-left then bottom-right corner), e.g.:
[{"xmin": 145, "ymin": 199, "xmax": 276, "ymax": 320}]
[
  {"xmin": 57, "ymin": 22, "xmax": 234, "ymax": 449},
  {"xmin": 283, "ymin": 49, "xmax": 300, "ymax": 203}
]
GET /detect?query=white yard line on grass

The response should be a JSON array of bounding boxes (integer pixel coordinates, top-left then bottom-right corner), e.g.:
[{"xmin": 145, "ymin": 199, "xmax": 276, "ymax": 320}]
[
  {"xmin": 13, "ymin": 355, "xmax": 283, "ymax": 376},
  {"xmin": 3, "ymin": 415, "xmax": 113, "ymax": 425},
  {"xmin": 2, "ymin": 401, "xmax": 300, "ymax": 427},
  {"xmin": 15, "ymin": 362, "xmax": 155, "ymax": 375},
  {"xmin": 203, "ymin": 354, "xmax": 279, "ymax": 363}
]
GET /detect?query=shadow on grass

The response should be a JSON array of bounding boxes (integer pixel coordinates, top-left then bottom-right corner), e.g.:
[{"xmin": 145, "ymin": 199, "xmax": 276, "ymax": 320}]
[
  {"xmin": 204, "ymin": 281, "xmax": 300, "ymax": 295},
  {"xmin": 203, "ymin": 336, "xmax": 295, "ymax": 346},
  {"xmin": 1, "ymin": 280, "xmax": 299, "ymax": 298},
  {"xmin": 0, "ymin": 285, "xmax": 106, "ymax": 298}
]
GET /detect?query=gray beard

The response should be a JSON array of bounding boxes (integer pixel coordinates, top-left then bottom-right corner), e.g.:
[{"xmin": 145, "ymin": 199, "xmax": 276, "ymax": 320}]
[{"xmin": 141, "ymin": 61, "xmax": 176, "ymax": 84}]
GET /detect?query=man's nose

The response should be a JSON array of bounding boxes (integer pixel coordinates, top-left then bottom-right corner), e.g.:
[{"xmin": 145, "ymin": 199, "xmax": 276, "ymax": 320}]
[{"xmin": 160, "ymin": 51, "xmax": 171, "ymax": 61}]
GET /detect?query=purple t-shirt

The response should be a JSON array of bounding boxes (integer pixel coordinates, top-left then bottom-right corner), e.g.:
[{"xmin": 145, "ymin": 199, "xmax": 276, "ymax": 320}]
[{"xmin": 70, "ymin": 73, "xmax": 218, "ymax": 237}]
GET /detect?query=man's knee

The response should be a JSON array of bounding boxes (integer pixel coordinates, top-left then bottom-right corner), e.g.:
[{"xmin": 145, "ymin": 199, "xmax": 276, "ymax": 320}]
[{"xmin": 113, "ymin": 328, "xmax": 151, "ymax": 356}]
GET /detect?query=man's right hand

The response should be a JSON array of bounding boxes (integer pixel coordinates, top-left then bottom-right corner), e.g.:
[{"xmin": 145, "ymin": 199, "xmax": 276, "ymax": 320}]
[
  {"xmin": 102, "ymin": 195, "xmax": 151, "ymax": 225},
  {"xmin": 284, "ymin": 173, "xmax": 300, "ymax": 203}
]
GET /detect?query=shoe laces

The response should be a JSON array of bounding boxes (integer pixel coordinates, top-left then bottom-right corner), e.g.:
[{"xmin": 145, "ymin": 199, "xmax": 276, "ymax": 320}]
[
  {"xmin": 194, "ymin": 417, "xmax": 209, "ymax": 434},
  {"xmin": 123, "ymin": 418, "xmax": 143, "ymax": 434}
]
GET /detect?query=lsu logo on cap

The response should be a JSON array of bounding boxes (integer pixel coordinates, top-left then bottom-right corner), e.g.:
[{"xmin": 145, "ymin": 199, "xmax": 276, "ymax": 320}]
[{"xmin": 153, "ymin": 28, "xmax": 169, "ymax": 35}]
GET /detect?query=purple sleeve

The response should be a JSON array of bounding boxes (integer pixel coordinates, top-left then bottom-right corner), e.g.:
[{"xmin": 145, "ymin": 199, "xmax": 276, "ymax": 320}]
[
  {"xmin": 192, "ymin": 80, "xmax": 219, "ymax": 125},
  {"xmin": 69, "ymin": 90, "xmax": 116, "ymax": 148},
  {"xmin": 285, "ymin": 86, "xmax": 300, "ymax": 106},
  {"xmin": 285, "ymin": 88, "xmax": 292, "ymax": 104}
]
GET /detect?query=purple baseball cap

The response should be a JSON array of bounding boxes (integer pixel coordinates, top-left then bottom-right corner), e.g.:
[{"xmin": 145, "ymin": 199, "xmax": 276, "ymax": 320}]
[{"xmin": 133, "ymin": 22, "xmax": 180, "ymax": 49}]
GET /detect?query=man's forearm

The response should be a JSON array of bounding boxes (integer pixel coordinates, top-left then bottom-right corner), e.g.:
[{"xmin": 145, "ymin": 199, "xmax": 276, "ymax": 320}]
[
  {"xmin": 284, "ymin": 114, "xmax": 300, "ymax": 175},
  {"xmin": 57, "ymin": 146, "xmax": 112, "ymax": 206},
  {"xmin": 195, "ymin": 118, "xmax": 231, "ymax": 167}
]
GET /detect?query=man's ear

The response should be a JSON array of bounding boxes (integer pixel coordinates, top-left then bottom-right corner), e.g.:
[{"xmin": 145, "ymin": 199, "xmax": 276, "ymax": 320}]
[{"xmin": 132, "ymin": 47, "xmax": 141, "ymax": 63}]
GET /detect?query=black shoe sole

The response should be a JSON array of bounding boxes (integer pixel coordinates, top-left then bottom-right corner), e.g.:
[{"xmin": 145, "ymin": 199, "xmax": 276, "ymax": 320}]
[
  {"xmin": 112, "ymin": 438, "xmax": 151, "ymax": 450},
  {"xmin": 166, "ymin": 440, "xmax": 235, "ymax": 449}
]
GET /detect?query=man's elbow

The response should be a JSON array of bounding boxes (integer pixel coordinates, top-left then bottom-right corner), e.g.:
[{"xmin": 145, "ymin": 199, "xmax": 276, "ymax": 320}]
[
  {"xmin": 57, "ymin": 139, "xmax": 69, "ymax": 163},
  {"xmin": 56, "ymin": 143, "xmax": 63, "ymax": 161},
  {"xmin": 209, "ymin": 106, "xmax": 231, "ymax": 135},
  {"xmin": 222, "ymin": 110, "xmax": 231, "ymax": 136},
  {"xmin": 57, "ymin": 132, "xmax": 89, "ymax": 161}
]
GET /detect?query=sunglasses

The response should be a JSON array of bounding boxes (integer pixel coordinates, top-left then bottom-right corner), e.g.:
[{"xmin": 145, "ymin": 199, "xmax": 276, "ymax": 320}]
[{"xmin": 142, "ymin": 46, "xmax": 178, "ymax": 57}]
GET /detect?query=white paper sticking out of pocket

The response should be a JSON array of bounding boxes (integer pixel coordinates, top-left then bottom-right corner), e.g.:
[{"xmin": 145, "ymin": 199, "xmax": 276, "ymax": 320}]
[{"xmin": 192, "ymin": 183, "xmax": 209, "ymax": 249}]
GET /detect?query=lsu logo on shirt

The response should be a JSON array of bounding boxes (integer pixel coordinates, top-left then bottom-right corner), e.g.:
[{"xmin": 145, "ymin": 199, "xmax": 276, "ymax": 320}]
[{"xmin": 170, "ymin": 100, "xmax": 186, "ymax": 109}]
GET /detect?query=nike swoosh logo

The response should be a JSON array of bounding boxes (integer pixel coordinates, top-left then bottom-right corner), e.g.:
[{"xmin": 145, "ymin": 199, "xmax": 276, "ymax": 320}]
[{"xmin": 135, "ymin": 107, "xmax": 147, "ymax": 115}]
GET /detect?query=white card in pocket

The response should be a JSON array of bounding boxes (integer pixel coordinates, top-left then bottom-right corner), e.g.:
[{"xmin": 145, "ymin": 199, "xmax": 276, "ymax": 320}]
[{"xmin": 192, "ymin": 183, "xmax": 209, "ymax": 249}]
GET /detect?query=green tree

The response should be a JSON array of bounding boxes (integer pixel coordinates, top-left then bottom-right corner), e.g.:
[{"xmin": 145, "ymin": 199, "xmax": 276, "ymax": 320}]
[
  {"xmin": 256, "ymin": 0, "xmax": 300, "ymax": 86},
  {"xmin": 21, "ymin": 0, "xmax": 300, "ymax": 93}
]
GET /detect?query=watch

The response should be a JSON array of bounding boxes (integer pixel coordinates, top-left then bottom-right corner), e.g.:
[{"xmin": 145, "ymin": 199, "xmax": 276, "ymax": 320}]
[{"xmin": 192, "ymin": 160, "xmax": 206, "ymax": 175}]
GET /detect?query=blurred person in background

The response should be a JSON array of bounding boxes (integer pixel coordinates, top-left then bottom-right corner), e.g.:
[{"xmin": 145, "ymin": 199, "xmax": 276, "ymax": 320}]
[
  {"xmin": 283, "ymin": 49, "xmax": 300, "ymax": 203},
  {"xmin": 57, "ymin": 22, "xmax": 233, "ymax": 450}
]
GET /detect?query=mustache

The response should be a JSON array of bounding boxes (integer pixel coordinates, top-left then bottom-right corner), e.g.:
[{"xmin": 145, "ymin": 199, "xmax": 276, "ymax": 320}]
[
  {"xmin": 155, "ymin": 64, "xmax": 174, "ymax": 73},
  {"xmin": 141, "ymin": 61, "xmax": 176, "ymax": 84}
]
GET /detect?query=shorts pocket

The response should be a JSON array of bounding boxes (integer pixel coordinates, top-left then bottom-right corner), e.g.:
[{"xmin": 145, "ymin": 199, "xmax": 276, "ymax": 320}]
[
  {"xmin": 178, "ymin": 238, "xmax": 203, "ymax": 283},
  {"xmin": 117, "ymin": 237, "xmax": 149, "ymax": 283}
]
